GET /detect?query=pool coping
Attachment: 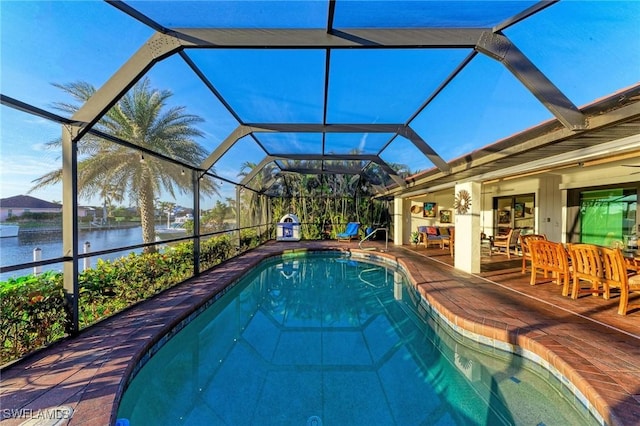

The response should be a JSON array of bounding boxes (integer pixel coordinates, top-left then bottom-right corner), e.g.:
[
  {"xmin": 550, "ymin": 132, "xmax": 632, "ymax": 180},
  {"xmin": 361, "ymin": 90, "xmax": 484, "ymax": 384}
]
[{"xmin": 1, "ymin": 241, "xmax": 638, "ymax": 425}]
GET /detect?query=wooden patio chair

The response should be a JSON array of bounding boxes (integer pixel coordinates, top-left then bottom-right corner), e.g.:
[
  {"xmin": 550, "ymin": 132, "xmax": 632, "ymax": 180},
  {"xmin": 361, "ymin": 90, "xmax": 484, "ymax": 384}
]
[
  {"xmin": 600, "ymin": 247, "xmax": 640, "ymax": 315},
  {"xmin": 567, "ymin": 243, "xmax": 605, "ymax": 300},
  {"xmin": 491, "ymin": 228, "xmax": 521, "ymax": 259},
  {"xmin": 528, "ymin": 240, "xmax": 571, "ymax": 296},
  {"xmin": 623, "ymin": 255, "xmax": 640, "ymax": 273},
  {"xmin": 520, "ymin": 234, "xmax": 547, "ymax": 274},
  {"xmin": 441, "ymin": 227, "xmax": 454, "ymax": 257}
]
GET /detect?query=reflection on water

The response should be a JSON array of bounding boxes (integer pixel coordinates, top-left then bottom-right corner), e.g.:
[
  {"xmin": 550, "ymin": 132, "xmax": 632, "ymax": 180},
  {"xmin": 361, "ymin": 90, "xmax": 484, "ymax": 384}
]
[
  {"xmin": 118, "ymin": 255, "xmax": 598, "ymax": 426},
  {"xmin": 0, "ymin": 227, "xmax": 145, "ymax": 280}
]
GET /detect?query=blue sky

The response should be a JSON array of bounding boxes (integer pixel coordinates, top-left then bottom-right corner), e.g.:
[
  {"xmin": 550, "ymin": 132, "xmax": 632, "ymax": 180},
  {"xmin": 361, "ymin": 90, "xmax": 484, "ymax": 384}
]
[{"xmin": 1, "ymin": 1, "xmax": 639, "ymax": 208}]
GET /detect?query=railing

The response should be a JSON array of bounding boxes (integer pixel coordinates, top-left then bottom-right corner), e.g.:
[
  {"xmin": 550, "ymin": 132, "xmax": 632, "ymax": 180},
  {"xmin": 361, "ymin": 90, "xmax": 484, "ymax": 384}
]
[{"xmin": 359, "ymin": 227, "xmax": 389, "ymax": 251}]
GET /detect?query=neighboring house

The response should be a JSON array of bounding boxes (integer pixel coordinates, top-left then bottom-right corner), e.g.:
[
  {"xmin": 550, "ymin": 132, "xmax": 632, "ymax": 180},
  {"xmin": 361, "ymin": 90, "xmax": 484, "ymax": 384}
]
[{"xmin": 0, "ymin": 195, "xmax": 63, "ymax": 221}]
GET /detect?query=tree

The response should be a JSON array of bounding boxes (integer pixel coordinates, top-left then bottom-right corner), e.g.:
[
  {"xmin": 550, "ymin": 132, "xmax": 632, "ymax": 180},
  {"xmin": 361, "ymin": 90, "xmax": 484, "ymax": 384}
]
[
  {"xmin": 30, "ymin": 77, "xmax": 217, "ymax": 252},
  {"xmin": 99, "ymin": 184, "xmax": 123, "ymax": 225},
  {"xmin": 157, "ymin": 201, "xmax": 176, "ymax": 228},
  {"xmin": 237, "ymin": 161, "xmax": 274, "ymax": 227},
  {"xmin": 202, "ymin": 200, "xmax": 231, "ymax": 231}
]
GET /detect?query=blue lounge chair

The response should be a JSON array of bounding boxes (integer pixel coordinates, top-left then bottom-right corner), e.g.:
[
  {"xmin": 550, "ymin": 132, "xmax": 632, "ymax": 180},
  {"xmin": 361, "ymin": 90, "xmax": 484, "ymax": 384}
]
[{"xmin": 337, "ymin": 222, "xmax": 360, "ymax": 242}]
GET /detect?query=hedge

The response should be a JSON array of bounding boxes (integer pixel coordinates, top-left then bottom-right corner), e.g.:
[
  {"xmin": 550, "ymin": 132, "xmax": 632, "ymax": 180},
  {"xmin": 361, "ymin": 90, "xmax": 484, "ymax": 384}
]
[{"xmin": 0, "ymin": 228, "xmax": 268, "ymax": 365}]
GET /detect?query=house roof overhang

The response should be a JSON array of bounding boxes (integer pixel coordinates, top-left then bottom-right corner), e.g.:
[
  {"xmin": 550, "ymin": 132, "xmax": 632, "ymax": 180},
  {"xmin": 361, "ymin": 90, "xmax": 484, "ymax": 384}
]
[{"xmin": 389, "ymin": 83, "xmax": 640, "ymax": 199}]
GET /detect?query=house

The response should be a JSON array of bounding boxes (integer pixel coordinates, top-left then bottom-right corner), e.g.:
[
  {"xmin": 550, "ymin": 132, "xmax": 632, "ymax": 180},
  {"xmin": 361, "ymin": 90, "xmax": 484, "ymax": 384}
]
[
  {"xmin": 0, "ymin": 194, "xmax": 97, "ymax": 222},
  {"xmin": 0, "ymin": 195, "xmax": 62, "ymax": 221}
]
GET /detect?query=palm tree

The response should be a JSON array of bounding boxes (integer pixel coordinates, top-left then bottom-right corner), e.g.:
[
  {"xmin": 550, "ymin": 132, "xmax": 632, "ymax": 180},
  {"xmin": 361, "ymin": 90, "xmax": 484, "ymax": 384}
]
[
  {"xmin": 99, "ymin": 184, "xmax": 123, "ymax": 225},
  {"xmin": 30, "ymin": 77, "xmax": 217, "ymax": 252}
]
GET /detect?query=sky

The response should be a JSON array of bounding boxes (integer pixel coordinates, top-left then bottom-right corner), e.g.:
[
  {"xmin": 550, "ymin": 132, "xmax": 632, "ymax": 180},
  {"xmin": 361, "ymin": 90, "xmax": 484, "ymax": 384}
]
[{"xmin": 1, "ymin": 0, "xmax": 639, "ymax": 209}]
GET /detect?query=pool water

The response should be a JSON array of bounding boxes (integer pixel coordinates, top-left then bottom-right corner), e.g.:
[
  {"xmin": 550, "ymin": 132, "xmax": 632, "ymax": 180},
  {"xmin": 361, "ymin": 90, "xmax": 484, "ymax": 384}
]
[{"xmin": 117, "ymin": 253, "xmax": 599, "ymax": 425}]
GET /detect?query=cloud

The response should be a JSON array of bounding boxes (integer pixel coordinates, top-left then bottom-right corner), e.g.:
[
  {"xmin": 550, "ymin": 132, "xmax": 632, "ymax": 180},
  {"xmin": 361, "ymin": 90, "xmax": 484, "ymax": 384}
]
[{"xmin": 358, "ymin": 134, "xmax": 368, "ymax": 152}]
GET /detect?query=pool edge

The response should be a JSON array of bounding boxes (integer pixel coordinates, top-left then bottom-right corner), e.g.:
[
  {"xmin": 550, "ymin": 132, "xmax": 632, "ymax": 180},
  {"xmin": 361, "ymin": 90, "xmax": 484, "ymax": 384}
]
[{"xmin": 113, "ymin": 247, "xmax": 609, "ymax": 426}]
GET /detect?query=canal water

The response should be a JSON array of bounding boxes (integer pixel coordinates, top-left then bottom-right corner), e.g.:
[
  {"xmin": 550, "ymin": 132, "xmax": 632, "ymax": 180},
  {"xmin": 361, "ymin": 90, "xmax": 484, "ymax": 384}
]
[{"xmin": 0, "ymin": 227, "xmax": 146, "ymax": 281}]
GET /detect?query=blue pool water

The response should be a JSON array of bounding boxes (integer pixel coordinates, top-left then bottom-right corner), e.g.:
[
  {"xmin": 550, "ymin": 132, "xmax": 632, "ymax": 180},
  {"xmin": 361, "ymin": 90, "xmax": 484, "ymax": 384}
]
[{"xmin": 117, "ymin": 253, "xmax": 599, "ymax": 425}]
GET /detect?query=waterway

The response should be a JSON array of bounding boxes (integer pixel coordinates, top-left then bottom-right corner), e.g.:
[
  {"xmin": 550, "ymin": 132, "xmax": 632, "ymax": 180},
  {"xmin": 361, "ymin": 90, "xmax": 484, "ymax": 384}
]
[{"xmin": 0, "ymin": 227, "xmax": 147, "ymax": 281}]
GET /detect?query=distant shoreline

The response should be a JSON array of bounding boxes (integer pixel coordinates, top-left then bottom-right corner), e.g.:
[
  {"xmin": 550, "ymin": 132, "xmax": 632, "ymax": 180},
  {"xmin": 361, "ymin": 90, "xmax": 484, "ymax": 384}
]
[{"xmin": 7, "ymin": 222, "xmax": 145, "ymax": 234}]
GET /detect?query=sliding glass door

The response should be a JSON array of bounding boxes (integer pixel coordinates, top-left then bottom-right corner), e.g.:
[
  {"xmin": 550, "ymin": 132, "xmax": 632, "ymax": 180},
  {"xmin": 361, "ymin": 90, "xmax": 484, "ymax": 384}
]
[{"xmin": 579, "ymin": 188, "xmax": 637, "ymax": 247}]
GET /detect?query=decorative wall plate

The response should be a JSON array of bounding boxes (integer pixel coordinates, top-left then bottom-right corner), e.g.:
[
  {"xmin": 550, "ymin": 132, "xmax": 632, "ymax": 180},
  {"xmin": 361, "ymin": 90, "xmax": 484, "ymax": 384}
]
[{"xmin": 454, "ymin": 189, "xmax": 471, "ymax": 214}]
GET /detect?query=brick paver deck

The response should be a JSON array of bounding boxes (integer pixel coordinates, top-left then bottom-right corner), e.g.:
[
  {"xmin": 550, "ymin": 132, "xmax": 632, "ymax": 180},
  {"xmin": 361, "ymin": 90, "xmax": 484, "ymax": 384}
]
[{"xmin": 1, "ymin": 241, "xmax": 639, "ymax": 425}]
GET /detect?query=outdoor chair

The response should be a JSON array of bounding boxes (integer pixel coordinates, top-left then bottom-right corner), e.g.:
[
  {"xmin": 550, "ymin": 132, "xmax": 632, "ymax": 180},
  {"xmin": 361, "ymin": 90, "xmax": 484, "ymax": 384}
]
[
  {"xmin": 337, "ymin": 222, "xmax": 360, "ymax": 242},
  {"xmin": 623, "ymin": 255, "xmax": 640, "ymax": 273},
  {"xmin": 600, "ymin": 247, "xmax": 640, "ymax": 315},
  {"xmin": 529, "ymin": 240, "xmax": 571, "ymax": 296},
  {"xmin": 491, "ymin": 228, "xmax": 521, "ymax": 259},
  {"xmin": 567, "ymin": 243, "xmax": 606, "ymax": 300},
  {"xmin": 520, "ymin": 234, "xmax": 547, "ymax": 274},
  {"xmin": 441, "ymin": 227, "xmax": 454, "ymax": 257},
  {"xmin": 420, "ymin": 226, "xmax": 443, "ymax": 248}
]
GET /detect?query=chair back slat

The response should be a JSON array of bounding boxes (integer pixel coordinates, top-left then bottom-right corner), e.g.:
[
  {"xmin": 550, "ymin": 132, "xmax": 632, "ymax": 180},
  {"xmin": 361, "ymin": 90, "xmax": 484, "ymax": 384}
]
[
  {"xmin": 521, "ymin": 234, "xmax": 547, "ymax": 274},
  {"xmin": 529, "ymin": 240, "xmax": 570, "ymax": 296},
  {"xmin": 492, "ymin": 228, "xmax": 521, "ymax": 259},
  {"xmin": 567, "ymin": 243, "xmax": 605, "ymax": 299},
  {"xmin": 509, "ymin": 228, "xmax": 522, "ymax": 245},
  {"xmin": 600, "ymin": 247, "xmax": 640, "ymax": 315}
]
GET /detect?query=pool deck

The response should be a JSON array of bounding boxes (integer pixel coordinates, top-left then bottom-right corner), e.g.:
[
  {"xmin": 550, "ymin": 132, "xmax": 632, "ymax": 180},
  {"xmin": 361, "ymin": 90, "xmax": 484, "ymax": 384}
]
[{"xmin": 1, "ymin": 240, "xmax": 639, "ymax": 426}]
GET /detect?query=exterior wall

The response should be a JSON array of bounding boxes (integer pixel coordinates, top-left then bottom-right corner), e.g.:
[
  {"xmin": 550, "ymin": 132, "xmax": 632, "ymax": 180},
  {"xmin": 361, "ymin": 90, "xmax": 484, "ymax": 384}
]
[
  {"xmin": 0, "ymin": 207, "xmax": 61, "ymax": 221},
  {"xmin": 408, "ymin": 190, "xmax": 455, "ymax": 235},
  {"xmin": 398, "ymin": 159, "xmax": 638, "ymax": 259},
  {"xmin": 537, "ymin": 175, "xmax": 562, "ymax": 241},
  {"xmin": 454, "ymin": 182, "xmax": 481, "ymax": 273},
  {"xmin": 481, "ymin": 175, "xmax": 564, "ymax": 241},
  {"xmin": 393, "ymin": 197, "xmax": 411, "ymax": 245}
]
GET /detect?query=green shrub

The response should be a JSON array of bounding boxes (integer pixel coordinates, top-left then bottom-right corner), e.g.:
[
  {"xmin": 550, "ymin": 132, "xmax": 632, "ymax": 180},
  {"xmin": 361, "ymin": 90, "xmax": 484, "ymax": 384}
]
[
  {"xmin": 0, "ymin": 272, "xmax": 67, "ymax": 361},
  {"xmin": 0, "ymin": 227, "xmax": 275, "ymax": 364},
  {"xmin": 0, "ymin": 233, "xmax": 247, "ymax": 364}
]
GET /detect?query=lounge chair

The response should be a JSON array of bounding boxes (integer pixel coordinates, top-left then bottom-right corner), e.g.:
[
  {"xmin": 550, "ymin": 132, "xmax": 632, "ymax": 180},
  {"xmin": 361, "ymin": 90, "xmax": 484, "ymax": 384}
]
[
  {"xmin": 491, "ymin": 228, "xmax": 521, "ymax": 259},
  {"xmin": 337, "ymin": 222, "xmax": 360, "ymax": 242}
]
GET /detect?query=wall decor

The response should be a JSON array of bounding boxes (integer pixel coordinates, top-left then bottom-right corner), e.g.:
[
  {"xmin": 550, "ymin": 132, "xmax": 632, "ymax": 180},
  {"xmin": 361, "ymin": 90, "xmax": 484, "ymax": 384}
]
[
  {"xmin": 423, "ymin": 202, "xmax": 436, "ymax": 218},
  {"xmin": 498, "ymin": 210, "xmax": 511, "ymax": 224},
  {"xmin": 454, "ymin": 189, "xmax": 471, "ymax": 214},
  {"xmin": 439, "ymin": 209, "xmax": 452, "ymax": 223},
  {"xmin": 514, "ymin": 203, "xmax": 525, "ymax": 218}
]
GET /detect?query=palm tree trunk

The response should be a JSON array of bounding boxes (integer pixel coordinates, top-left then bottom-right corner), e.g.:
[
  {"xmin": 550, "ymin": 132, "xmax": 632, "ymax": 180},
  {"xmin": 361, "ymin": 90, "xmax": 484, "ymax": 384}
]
[{"xmin": 139, "ymin": 177, "xmax": 157, "ymax": 253}]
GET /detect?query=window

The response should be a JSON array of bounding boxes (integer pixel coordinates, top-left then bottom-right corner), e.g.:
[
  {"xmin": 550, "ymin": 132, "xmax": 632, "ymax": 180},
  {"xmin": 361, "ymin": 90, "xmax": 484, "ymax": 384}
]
[
  {"xmin": 493, "ymin": 194, "xmax": 535, "ymax": 235},
  {"xmin": 579, "ymin": 188, "xmax": 637, "ymax": 247}
]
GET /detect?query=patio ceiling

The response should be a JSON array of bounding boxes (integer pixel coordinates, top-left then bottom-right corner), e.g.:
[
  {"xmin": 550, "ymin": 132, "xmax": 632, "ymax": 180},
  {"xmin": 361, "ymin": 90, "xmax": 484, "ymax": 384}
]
[{"xmin": 2, "ymin": 1, "xmax": 639, "ymax": 199}]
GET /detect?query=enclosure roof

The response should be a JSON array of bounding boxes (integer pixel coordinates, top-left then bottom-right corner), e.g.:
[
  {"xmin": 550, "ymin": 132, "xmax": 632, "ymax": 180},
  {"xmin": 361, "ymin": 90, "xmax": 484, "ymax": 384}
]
[{"xmin": 2, "ymin": 1, "xmax": 639, "ymax": 198}]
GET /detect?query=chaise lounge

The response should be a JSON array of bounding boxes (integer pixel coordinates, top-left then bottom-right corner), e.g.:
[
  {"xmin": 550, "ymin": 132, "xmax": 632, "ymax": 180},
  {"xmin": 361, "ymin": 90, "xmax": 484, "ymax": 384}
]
[{"xmin": 337, "ymin": 222, "xmax": 361, "ymax": 242}]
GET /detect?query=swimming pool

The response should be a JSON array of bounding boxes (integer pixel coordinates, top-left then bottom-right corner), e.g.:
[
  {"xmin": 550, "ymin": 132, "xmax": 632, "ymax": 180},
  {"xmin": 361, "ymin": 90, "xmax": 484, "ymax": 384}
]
[{"xmin": 117, "ymin": 252, "xmax": 599, "ymax": 425}]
